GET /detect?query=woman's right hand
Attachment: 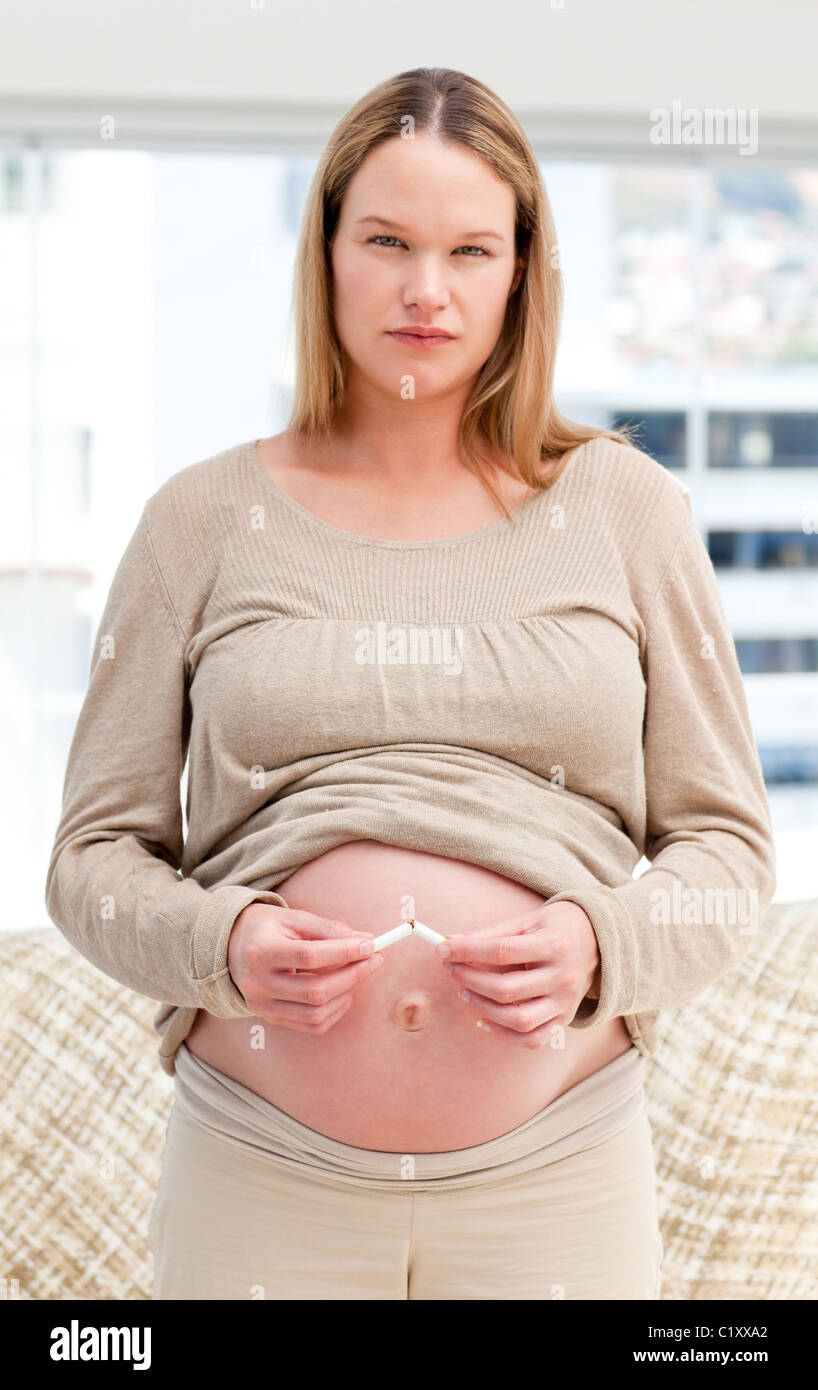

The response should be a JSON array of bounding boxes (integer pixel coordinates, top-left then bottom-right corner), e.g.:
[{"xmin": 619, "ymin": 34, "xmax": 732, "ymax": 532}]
[{"xmin": 226, "ymin": 901, "xmax": 384, "ymax": 1033}]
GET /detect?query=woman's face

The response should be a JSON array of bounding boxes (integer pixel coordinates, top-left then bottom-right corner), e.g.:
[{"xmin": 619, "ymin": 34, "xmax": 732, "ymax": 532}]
[{"xmin": 330, "ymin": 132, "xmax": 523, "ymax": 401}]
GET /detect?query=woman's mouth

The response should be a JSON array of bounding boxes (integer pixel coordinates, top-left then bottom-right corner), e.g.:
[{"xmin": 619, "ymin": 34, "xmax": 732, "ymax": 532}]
[{"xmin": 386, "ymin": 331, "xmax": 455, "ymax": 348}]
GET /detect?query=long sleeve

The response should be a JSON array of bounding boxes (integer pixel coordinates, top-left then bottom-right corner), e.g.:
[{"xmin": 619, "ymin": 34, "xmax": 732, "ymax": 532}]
[
  {"xmin": 549, "ymin": 496, "xmax": 778, "ymax": 1028},
  {"xmin": 44, "ymin": 504, "xmax": 288, "ymax": 1015}
]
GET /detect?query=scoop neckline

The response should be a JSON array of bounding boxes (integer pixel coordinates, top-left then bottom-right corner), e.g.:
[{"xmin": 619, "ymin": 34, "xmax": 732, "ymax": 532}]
[{"xmin": 242, "ymin": 437, "xmax": 573, "ymax": 550}]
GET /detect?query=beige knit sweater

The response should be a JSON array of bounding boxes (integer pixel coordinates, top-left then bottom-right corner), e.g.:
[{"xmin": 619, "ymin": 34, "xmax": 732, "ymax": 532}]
[{"xmin": 45, "ymin": 435, "xmax": 777, "ymax": 1076}]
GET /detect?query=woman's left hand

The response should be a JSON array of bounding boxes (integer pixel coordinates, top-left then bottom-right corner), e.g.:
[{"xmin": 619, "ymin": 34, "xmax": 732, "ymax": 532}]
[{"xmin": 435, "ymin": 900, "xmax": 601, "ymax": 1049}]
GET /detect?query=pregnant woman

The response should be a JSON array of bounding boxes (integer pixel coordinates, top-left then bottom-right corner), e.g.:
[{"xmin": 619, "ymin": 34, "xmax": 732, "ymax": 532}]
[{"xmin": 45, "ymin": 67, "xmax": 777, "ymax": 1301}]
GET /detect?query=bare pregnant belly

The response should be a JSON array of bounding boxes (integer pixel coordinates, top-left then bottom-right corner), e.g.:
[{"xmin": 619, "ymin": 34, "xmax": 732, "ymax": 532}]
[{"xmin": 185, "ymin": 843, "xmax": 634, "ymax": 1151}]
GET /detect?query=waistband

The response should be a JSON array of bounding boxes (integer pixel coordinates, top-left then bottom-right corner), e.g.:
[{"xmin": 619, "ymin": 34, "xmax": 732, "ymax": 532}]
[{"xmin": 171, "ymin": 1043, "xmax": 647, "ymax": 1193}]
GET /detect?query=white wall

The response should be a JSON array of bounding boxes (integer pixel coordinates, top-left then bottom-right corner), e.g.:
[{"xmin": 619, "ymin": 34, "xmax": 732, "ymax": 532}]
[{"xmin": 1, "ymin": 0, "xmax": 817, "ymax": 152}]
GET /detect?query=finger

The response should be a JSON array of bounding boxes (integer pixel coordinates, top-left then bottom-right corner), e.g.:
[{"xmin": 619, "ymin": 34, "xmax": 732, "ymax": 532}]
[
  {"xmin": 456, "ymin": 987, "xmax": 564, "ymax": 1038},
  {"xmin": 270, "ymin": 954, "xmax": 383, "ymax": 1005},
  {"xmin": 280, "ymin": 909, "xmax": 377, "ymax": 944},
  {"xmin": 444, "ymin": 962, "xmax": 555, "ymax": 1003},
  {"xmin": 473, "ymin": 1013, "xmax": 565, "ymax": 1050},
  {"xmin": 258, "ymin": 992, "xmax": 354, "ymax": 1033},
  {"xmin": 264, "ymin": 922, "xmax": 378, "ymax": 973},
  {"xmin": 438, "ymin": 929, "xmax": 553, "ymax": 968},
  {"xmin": 436, "ymin": 908, "xmax": 544, "ymax": 946}
]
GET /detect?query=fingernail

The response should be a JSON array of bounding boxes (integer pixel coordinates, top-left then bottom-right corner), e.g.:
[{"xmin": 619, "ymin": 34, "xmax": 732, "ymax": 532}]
[
  {"xmin": 369, "ymin": 954, "xmax": 384, "ymax": 970},
  {"xmin": 458, "ymin": 988, "xmax": 471, "ymax": 1002},
  {"xmin": 443, "ymin": 961, "xmax": 454, "ymax": 974},
  {"xmin": 476, "ymin": 1019, "xmax": 491, "ymax": 1031},
  {"xmin": 358, "ymin": 940, "xmax": 374, "ymax": 957},
  {"xmin": 437, "ymin": 944, "xmax": 451, "ymax": 958}
]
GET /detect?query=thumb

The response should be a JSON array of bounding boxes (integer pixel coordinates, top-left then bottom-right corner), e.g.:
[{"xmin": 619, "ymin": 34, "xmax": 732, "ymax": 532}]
[
  {"xmin": 275, "ymin": 906, "xmax": 375, "ymax": 942},
  {"xmin": 445, "ymin": 907, "xmax": 544, "ymax": 941}
]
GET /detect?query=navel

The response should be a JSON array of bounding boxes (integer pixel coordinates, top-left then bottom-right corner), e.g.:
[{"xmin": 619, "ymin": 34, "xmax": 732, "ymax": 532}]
[{"xmin": 391, "ymin": 990, "xmax": 433, "ymax": 1031}]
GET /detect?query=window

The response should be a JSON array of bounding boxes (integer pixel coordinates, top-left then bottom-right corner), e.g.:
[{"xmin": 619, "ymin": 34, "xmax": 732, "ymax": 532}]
[
  {"xmin": 709, "ymin": 412, "xmax": 818, "ymax": 468},
  {"xmin": 709, "ymin": 530, "xmax": 818, "ymax": 568},
  {"xmin": 609, "ymin": 411, "xmax": 687, "ymax": 469}
]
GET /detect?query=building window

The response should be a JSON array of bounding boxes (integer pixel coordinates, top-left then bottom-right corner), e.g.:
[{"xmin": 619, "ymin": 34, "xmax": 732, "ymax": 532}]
[{"xmin": 709, "ymin": 412, "xmax": 818, "ymax": 468}]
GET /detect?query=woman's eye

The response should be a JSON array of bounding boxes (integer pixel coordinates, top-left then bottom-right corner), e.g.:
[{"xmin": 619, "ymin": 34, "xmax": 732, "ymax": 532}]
[{"xmin": 366, "ymin": 235, "xmax": 490, "ymax": 256}]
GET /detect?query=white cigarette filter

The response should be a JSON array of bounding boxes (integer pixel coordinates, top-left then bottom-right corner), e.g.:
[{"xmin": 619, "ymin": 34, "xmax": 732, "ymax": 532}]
[
  {"xmin": 370, "ymin": 918, "xmax": 447, "ymax": 952},
  {"xmin": 410, "ymin": 919, "xmax": 446, "ymax": 945}
]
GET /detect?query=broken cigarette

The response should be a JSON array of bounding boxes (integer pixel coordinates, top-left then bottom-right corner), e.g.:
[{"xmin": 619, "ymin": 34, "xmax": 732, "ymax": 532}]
[{"xmin": 371, "ymin": 917, "xmax": 446, "ymax": 951}]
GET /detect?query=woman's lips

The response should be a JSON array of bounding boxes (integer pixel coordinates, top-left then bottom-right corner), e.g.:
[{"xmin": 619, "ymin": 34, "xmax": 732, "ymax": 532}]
[{"xmin": 386, "ymin": 331, "xmax": 454, "ymax": 347}]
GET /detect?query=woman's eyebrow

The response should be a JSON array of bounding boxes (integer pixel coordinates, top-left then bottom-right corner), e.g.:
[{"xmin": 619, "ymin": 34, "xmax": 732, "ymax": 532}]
[{"xmin": 355, "ymin": 214, "xmax": 506, "ymax": 243}]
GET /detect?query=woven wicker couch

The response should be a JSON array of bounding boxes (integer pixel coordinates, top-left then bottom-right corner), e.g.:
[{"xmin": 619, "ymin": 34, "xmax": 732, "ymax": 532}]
[{"xmin": 1, "ymin": 904, "xmax": 815, "ymax": 1301}]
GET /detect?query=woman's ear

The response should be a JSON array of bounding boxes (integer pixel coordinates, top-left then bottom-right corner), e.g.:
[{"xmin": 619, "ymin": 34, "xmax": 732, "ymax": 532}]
[{"xmin": 509, "ymin": 255, "xmax": 526, "ymax": 297}]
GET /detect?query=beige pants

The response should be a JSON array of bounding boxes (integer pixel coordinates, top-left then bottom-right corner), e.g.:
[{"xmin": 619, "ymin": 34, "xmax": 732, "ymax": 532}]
[{"xmin": 148, "ymin": 1042, "xmax": 664, "ymax": 1300}]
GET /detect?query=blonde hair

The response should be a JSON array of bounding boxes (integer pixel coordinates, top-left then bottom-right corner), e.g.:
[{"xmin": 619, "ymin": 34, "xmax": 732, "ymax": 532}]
[{"xmin": 288, "ymin": 65, "xmax": 640, "ymax": 522}]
